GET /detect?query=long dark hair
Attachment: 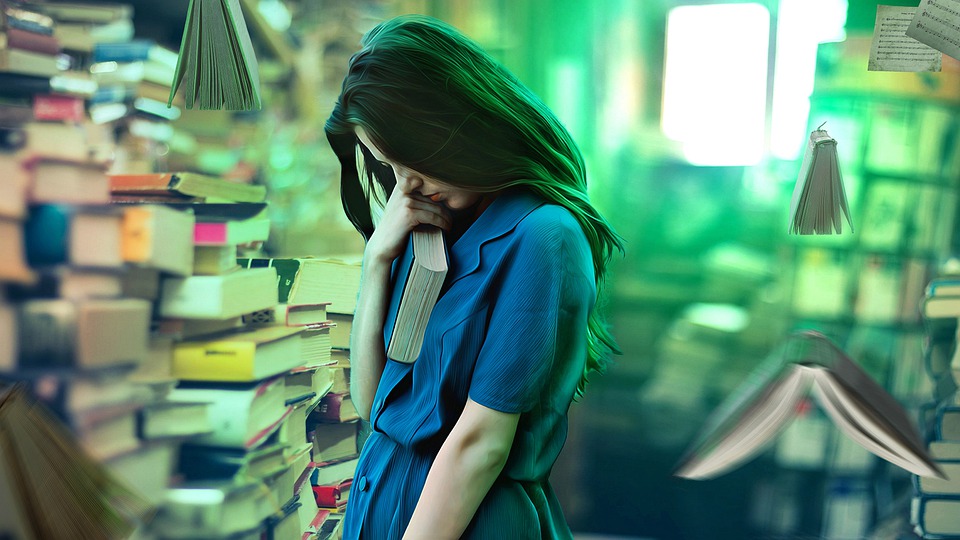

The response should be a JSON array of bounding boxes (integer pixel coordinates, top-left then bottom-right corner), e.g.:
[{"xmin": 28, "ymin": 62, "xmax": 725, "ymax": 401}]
[{"xmin": 324, "ymin": 14, "xmax": 624, "ymax": 397}]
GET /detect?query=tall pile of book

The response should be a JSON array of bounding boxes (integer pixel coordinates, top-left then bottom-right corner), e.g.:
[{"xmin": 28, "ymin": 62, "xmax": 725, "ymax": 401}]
[
  {"xmin": 0, "ymin": 2, "xmax": 185, "ymax": 536},
  {"xmin": 911, "ymin": 274, "xmax": 960, "ymax": 538},
  {"xmin": 237, "ymin": 255, "xmax": 363, "ymax": 535}
]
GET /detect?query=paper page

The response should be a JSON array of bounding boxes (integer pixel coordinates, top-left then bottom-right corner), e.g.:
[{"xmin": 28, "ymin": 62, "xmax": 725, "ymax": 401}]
[
  {"xmin": 868, "ymin": 5, "xmax": 942, "ymax": 72},
  {"xmin": 906, "ymin": 0, "xmax": 960, "ymax": 61}
]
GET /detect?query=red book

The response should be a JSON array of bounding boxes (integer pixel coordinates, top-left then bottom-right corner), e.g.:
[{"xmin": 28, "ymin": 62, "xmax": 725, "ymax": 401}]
[
  {"xmin": 310, "ymin": 392, "xmax": 359, "ymax": 423},
  {"xmin": 312, "ymin": 478, "xmax": 352, "ymax": 510},
  {"xmin": 193, "ymin": 214, "xmax": 270, "ymax": 246},
  {"xmin": 1, "ymin": 27, "xmax": 61, "ymax": 55},
  {"xmin": 32, "ymin": 94, "xmax": 85, "ymax": 122}
]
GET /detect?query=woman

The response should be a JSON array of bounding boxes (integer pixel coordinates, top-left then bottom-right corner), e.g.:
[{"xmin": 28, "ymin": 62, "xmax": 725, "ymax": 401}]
[{"xmin": 324, "ymin": 14, "xmax": 623, "ymax": 539}]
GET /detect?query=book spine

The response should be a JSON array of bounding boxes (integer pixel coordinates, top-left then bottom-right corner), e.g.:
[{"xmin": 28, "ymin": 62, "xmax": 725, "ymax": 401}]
[
  {"xmin": 23, "ymin": 204, "xmax": 71, "ymax": 267},
  {"xmin": 92, "ymin": 39, "xmax": 153, "ymax": 63},
  {"xmin": 172, "ymin": 341, "xmax": 257, "ymax": 382},
  {"xmin": 32, "ymin": 94, "xmax": 85, "ymax": 122},
  {"xmin": 312, "ymin": 393, "xmax": 346, "ymax": 423},
  {"xmin": 193, "ymin": 222, "xmax": 228, "ymax": 244},
  {"xmin": 16, "ymin": 300, "xmax": 78, "ymax": 369},
  {"xmin": 6, "ymin": 17, "xmax": 54, "ymax": 37},
  {"xmin": 5, "ymin": 27, "xmax": 60, "ymax": 55},
  {"xmin": 120, "ymin": 206, "xmax": 155, "ymax": 264},
  {"xmin": 0, "ymin": 73, "xmax": 52, "ymax": 97}
]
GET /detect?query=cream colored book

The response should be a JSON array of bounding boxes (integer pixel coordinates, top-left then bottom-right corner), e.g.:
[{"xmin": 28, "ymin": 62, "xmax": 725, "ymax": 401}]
[
  {"xmin": 675, "ymin": 330, "xmax": 941, "ymax": 481},
  {"xmin": 158, "ymin": 266, "xmax": 277, "ymax": 319},
  {"xmin": 385, "ymin": 227, "xmax": 448, "ymax": 364}
]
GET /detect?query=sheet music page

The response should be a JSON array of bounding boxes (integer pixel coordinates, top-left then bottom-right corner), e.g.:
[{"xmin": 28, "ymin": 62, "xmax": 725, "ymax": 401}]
[
  {"xmin": 868, "ymin": 5, "xmax": 942, "ymax": 71},
  {"xmin": 906, "ymin": 0, "xmax": 960, "ymax": 61}
]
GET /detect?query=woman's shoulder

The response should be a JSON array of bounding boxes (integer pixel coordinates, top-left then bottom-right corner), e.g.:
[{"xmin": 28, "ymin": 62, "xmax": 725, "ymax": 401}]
[{"xmin": 512, "ymin": 197, "xmax": 584, "ymax": 243}]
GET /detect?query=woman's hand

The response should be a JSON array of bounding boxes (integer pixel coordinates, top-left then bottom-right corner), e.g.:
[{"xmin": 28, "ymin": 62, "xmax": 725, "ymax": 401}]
[{"xmin": 366, "ymin": 183, "xmax": 452, "ymax": 263}]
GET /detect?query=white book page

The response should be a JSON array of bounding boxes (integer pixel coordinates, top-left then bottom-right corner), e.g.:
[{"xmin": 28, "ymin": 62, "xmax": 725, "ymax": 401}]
[
  {"xmin": 676, "ymin": 366, "xmax": 812, "ymax": 479},
  {"xmin": 869, "ymin": 5, "xmax": 943, "ymax": 72},
  {"xmin": 811, "ymin": 369, "xmax": 942, "ymax": 478},
  {"xmin": 906, "ymin": 0, "xmax": 960, "ymax": 61}
]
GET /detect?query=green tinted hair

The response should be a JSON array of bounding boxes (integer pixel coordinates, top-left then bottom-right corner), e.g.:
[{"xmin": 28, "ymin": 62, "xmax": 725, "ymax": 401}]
[{"xmin": 325, "ymin": 14, "xmax": 624, "ymax": 397}]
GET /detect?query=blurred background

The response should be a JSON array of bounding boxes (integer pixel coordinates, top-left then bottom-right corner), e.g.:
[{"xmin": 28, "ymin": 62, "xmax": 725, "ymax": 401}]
[{"xmin": 20, "ymin": 0, "xmax": 960, "ymax": 538}]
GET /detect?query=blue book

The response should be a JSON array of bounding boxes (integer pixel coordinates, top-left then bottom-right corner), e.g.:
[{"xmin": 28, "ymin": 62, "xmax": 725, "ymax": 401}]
[
  {"xmin": 23, "ymin": 205, "xmax": 123, "ymax": 268},
  {"xmin": 92, "ymin": 39, "xmax": 155, "ymax": 63},
  {"xmin": 937, "ymin": 404, "xmax": 960, "ymax": 442},
  {"xmin": 912, "ymin": 493, "xmax": 960, "ymax": 539}
]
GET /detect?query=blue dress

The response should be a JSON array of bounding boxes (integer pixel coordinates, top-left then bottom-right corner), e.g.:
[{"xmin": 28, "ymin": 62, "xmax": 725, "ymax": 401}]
[{"xmin": 342, "ymin": 188, "xmax": 596, "ymax": 539}]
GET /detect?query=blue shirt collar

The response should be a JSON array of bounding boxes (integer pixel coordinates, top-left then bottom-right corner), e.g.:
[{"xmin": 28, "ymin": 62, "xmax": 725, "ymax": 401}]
[{"xmin": 446, "ymin": 187, "xmax": 545, "ymax": 285}]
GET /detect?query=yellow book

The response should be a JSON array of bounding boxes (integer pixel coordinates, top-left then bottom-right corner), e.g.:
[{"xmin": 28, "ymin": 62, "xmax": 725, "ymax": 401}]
[
  {"xmin": 173, "ymin": 324, "xmax": 303, "ymax": 382},
  {"xmin": 121, "ymin": 204, "xmax": 195, "ymax": 276}
]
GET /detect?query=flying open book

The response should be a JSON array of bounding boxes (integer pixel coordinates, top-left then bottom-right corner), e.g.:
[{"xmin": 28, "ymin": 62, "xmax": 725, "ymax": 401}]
[
  {"xmin": 674, "ymin": 330, "xmax": 942, "ymax": 481},
  {"xmin": 788, "ymin": 127, "xmax": 854, "ymax": 235},
  {"xmin": 168, "ymin": 0, "xmax": 261, "ymax": 110}
]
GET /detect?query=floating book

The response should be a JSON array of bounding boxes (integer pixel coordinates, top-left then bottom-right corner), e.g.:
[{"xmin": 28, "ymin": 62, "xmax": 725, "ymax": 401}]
[
  {"xmin": 168, "ymin": 0, "xmax": 261, "ymax": 110},
  {"xmin": 674, "ymin": 330, "xmax": 942, "ymax": 481},
  {"xmin": 788, "ymin": 128, "xmax": 854, "ymax": 235},
  {"xmin": 385, "ymin": 227, "xmax": 448, "ymax": 363}
]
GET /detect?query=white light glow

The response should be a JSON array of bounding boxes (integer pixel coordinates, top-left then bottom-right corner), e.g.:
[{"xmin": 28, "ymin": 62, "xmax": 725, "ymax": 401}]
[
  {"xmin": 770, "ymin": 0, "xmax": 847, "ymax": 160},
  {"xmin": 662, "ymin": 3, "xmax": 770, "ymax": 166}
]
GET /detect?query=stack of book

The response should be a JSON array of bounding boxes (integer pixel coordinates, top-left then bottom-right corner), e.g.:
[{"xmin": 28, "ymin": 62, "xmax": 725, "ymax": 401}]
[
  {"xmin": 25, "ymin": 1, "xmax": 182, "ymax": 176},
  {"xmin": 0, "ymin": 2, "xmax": 209, "ymax": 532},
  {"xmin": 103, "ymin": 171, "xmax": 280, "ymax": 538},
  {"xmin": 236, "ymin": 256, "xmax": 362, "ymax": 533},
  {"xmin": 911, "ymin": 275, "xmax": 960, "ymax": 538}
]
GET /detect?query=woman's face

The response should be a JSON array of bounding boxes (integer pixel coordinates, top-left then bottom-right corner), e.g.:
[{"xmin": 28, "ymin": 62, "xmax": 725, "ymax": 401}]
[{"xmin": 355, "ymin": 127, "xmax": 483, "ymax": 211}]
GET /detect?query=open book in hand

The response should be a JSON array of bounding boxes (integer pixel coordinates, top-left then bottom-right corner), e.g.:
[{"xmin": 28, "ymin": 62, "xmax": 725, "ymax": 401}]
[
  {"xmin": 788, "ymin": 128, "xmax": 854, "ymax": 235},
  {"xmin": 168, "ymin": 0, "xmax": 261, "ymax": 110},
  {"xmin": 385, "ymin": 227, "xmax": 448, "ymax": 363},
  {"xmin": 674, "ymin": 330, "xmax": 943, "ymax": 481}
]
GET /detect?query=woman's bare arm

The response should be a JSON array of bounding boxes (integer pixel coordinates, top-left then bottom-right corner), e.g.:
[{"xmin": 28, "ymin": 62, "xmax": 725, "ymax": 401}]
[{"xmin": 402, "ymin": 398, "xmax": 519, "ymax": 539}]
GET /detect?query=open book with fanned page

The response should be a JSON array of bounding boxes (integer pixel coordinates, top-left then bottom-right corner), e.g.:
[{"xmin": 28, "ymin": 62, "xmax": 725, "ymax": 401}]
[{"xmin": 675, "ymin": 330, "xmax": 942, "ymax": 481}]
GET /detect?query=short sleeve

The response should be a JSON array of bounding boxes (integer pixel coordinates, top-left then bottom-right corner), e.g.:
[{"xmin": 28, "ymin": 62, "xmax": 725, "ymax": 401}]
[{"xmin": 468, "ymin": 207, "xmax": 585, "ymax": 413}]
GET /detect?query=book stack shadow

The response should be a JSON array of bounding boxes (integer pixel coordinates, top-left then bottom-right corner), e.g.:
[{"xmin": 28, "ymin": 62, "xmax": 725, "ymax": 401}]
[{"xmin": 910, "ymin": 274, "xmax": 960, "ymax": 539}]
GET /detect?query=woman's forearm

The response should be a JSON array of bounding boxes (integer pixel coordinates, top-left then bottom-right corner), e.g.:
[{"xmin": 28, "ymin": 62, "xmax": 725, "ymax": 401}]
[
  {"xmin": 349, "ymin": 250, "xmax": 392, "ymax": 420},
  {"xmin": 403, "ymin": 400, "xmax": 519, "ymax": 539}
]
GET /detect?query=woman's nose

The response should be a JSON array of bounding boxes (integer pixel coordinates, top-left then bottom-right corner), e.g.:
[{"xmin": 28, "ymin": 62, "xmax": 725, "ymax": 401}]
[{"xmin": 396, "ymin": 170, "xmax": 423, "ymax": 194}]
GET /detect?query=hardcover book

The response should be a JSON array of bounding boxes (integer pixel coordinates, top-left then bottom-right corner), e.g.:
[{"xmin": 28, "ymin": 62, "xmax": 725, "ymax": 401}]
[
  {"xmin": 385, "ymin": 227, "xmax": 448, "ymax": 363},
  {"xmin": 24, "ymin": 204, "xmax": 123, "ymax": 269},
  {"xmin": 238, "ymin": 257, "xmax": 362, "ymax": 314},
  {"xmin": 165, "ymin": 376, "xmax": 290, "ymax": 449},
  {"xmin": 194, "ymin": 212, "xmax": 271, "ymax": 246},
  {"xmin": 120, "ymin": 204, "xmax": 195, "ymax": 276},
  {"xmin": 158, "ymin": 266, "xmax": 278, "ymax": 319},
  {"xmin": 169, "ymin": 0, "xmax": 262, "ymax": 110},
  {"xmin": 172, "ymin": 323, "xmax": 303, "ymax": 383},
  {"xmin": 25, "ymin": 157, "xmax": 111, "ymax": 205},
  {"xmin": 11, "ymin": 298, "xmax": 151, "ymax": 372},
  {"xmin": 788, "ymin": 128, "xmax": 854, "ymax": 235},
  {"xmin": 108, "ymin": 172, "xmax": 266, "ymax": 203},
  {"xmin": 674, "ymin": 330, "xmax": 942, "ymax": 481}
]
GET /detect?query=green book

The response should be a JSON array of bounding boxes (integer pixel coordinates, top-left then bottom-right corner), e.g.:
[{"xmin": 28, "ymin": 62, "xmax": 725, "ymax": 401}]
[{"xmin": 168, "ymin": 0, "xmax": 261, "ymax": 110}]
